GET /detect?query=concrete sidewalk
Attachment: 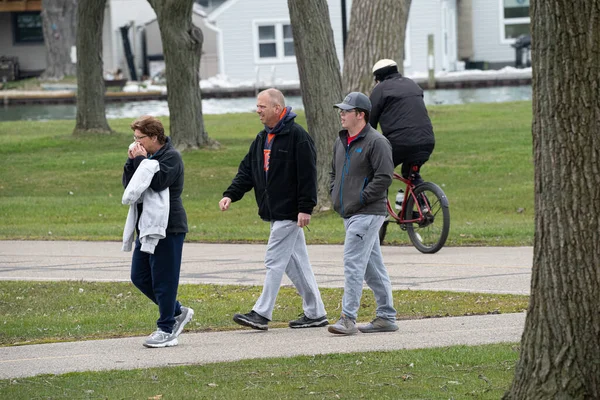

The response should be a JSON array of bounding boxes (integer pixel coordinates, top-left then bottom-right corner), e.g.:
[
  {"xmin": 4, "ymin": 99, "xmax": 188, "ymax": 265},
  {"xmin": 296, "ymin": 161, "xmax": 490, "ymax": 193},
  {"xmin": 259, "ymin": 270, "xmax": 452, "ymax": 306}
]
[
  {"xmin": 0, "ymin": 241, "xmax": 533, "ymax": 294},
  {"xmin": 0, "ymin": 313, "xmax": 526, "ymax": 379},
  {"xmin": 0, "ymin": 241, "xmax": 532, "ymax": 379}
]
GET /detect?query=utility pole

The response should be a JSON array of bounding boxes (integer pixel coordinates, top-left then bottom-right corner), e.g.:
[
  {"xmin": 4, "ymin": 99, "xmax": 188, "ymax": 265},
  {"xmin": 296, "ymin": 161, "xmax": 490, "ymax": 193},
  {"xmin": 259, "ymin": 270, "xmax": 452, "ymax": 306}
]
[{"xmin": 341, "ymin": 0, "xmax": 347, "ymax": 55}]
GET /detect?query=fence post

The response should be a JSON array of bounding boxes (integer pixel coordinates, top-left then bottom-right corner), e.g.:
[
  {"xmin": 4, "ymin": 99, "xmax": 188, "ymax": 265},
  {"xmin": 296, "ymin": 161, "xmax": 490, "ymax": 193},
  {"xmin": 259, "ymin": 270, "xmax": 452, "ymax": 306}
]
[{"xmin": 427, "ymin": 34, "xmax": 436, "ymax": 89}]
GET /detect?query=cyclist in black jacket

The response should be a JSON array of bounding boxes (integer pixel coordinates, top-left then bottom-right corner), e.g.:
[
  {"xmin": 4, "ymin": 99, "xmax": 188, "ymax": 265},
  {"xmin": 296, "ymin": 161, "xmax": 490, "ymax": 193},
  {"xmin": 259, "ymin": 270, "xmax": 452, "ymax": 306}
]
[
  {"xmin": 369, "ymin": 59, "xmax": 435, "ymax": 185},
  {"xmin": 219, "ymin": 88, "xmax": 327, "ymax": 331}
]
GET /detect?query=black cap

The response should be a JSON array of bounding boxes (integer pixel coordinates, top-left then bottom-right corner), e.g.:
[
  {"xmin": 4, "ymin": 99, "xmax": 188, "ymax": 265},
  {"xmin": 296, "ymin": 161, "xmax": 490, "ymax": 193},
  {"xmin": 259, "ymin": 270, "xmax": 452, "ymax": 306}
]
[{"xmin": 334, "ymin": 92, "xmax": 372, "ymax": 113}]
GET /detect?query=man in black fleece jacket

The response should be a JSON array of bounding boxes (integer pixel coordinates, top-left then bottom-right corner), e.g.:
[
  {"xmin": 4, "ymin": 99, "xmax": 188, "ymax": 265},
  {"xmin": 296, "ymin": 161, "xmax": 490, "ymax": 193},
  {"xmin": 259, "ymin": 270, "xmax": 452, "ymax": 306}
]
[{"xmin": 219, "ymin": 88, "xmax": 327, "ymax": 331}]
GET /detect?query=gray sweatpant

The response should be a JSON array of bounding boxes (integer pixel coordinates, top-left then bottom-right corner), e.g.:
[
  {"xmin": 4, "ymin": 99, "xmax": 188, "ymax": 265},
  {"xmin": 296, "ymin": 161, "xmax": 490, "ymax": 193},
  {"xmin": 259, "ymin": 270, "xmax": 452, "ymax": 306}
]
[
  {"xmin": 341, "ymin": 214, "xmax": 397, "ymax": 321},
  {"xmin": 253, "ymin": 220, "xmax": 327, "ymax": 320}
]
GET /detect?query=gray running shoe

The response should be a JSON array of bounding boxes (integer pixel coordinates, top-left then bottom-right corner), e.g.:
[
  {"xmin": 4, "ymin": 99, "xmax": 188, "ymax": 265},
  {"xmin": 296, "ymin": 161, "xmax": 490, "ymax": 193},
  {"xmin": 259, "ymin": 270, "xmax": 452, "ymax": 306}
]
[
  {"xmin": 358, "ymin": 317, "xmax": 399, "ymax": 333},
  {"xmin": 327, "ymin": 314, "xmax": 358, "ymax": 335},
  {"xmin": 143, "ymin": 329, "xmax": 178, "ymax": 348},
  {"xmin": 289, "ymin": 313, "xmax": 329, "ymax": 328},
  {"xmin": 173, "ymin": 306, "xmax": 194, "ymax": 337},
  {"xmin": 233, "ymin": 310, "xmax": 269, "ymax": 330}
]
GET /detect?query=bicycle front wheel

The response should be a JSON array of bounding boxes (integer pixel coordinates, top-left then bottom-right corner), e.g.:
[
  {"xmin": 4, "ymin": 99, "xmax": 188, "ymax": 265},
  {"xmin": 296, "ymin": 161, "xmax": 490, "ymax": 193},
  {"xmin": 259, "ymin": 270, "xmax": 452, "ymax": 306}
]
[{"xmin": 404, "ymin": 182, "xmax": 450, "ymax": 254}]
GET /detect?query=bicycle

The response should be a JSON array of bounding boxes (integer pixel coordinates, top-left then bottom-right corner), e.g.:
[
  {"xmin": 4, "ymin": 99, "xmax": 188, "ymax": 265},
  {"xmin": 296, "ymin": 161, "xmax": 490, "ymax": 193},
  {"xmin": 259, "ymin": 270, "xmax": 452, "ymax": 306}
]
[{"xmin": 379, "ymin": 172, "xmax": 450, "ymax": 254}]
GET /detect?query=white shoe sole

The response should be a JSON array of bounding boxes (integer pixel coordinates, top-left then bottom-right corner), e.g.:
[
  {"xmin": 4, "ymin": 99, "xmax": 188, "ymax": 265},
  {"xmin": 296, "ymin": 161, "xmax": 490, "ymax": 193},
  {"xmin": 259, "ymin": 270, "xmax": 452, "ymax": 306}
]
[{"xmin": 143, "ymin": 338, "xmax": 178, "ymax": 348}]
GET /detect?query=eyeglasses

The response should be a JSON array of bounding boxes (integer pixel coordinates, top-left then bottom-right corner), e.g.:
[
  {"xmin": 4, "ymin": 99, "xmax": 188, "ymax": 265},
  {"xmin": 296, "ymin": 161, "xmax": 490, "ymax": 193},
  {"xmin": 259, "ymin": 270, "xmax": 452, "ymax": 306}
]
[
  {"xmin": 339, "ymin": 109, "xmax": 356, "ymax": 116},
  {"xmin": 133, "ymin": 135, "xmax": 148, "ymax": 141}
]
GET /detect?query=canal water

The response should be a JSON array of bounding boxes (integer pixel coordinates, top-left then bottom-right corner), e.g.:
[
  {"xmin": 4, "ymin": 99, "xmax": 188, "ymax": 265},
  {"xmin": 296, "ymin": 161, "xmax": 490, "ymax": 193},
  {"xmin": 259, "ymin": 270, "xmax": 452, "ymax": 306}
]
[{"xmin": 0, "ymin": 85, "xmax": 531, "ymax": 122}]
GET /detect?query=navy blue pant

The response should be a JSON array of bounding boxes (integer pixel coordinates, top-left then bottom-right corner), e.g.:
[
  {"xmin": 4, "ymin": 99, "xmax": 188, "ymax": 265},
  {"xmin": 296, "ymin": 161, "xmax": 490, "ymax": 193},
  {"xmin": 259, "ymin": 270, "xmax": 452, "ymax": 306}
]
[{"xmin": 130, "ymin": 233, "xmax": 185, "ymax": 333}]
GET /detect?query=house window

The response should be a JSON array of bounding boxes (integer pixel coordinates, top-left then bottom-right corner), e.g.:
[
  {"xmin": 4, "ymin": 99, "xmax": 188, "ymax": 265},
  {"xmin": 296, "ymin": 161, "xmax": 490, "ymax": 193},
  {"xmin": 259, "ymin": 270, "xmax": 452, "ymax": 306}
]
[
  {"xmin": 13, "ymin": 12, "xmax": 44, "ymax": 44},
  {"xmin": 256, "ymin": 22, "xmax": 295, "ymax": 60},
  {"xmin": 282, "ymin": 24, "xmax": 294, "ymax": 57},
  {"xmin": 501, "ymin": 0, "xmax": 530, "ymax": 41}
]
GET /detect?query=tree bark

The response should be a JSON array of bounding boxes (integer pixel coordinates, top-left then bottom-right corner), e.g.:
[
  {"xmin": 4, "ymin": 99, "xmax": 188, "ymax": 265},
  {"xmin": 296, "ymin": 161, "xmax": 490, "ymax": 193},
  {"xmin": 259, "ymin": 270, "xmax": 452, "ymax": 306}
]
[
  {"xmin": 288, "ymin": 0, "xmax": 343, "ymax": 211},
  {"xmin": 504, "ymin": 1, "xmax": 600, "ymax": 398},
  {"xmin": 73, "ymin": 0, "xmax": 111, "ymax": 135},
  {"xmin": 342, "ymin": 0, "xmax": 411, "ymax": 95},
  {"xmin": 147, "ymin": 0, "xmax": 217, "ymax": 151},
  {"xmin": 40, "ymin": 0, "xmax": 77, "ymax": 80}
]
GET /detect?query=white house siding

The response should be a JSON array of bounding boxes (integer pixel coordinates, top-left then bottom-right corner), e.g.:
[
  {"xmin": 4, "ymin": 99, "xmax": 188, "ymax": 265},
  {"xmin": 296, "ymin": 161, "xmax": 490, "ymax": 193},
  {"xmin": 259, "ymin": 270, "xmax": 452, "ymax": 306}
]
[
  {"xmin": 404, "ymin": 0, "xmax": 457, "ymax": 75},
  {"xmin": 210, "ymin": 0, "xmax": 458, "ymax": 83},
  {"xmin": 210, "ymin": 0, "xmax": 346, "ymax": 84},
  {"xmin": 343, "ymin": 0, "xmax": 457, "ymax": 76},
  {"xmin": 104, "ymin": 0, "xmax": 156, "ymax": 78},
  {"xmin": 328, "ymin": 0, "xmax": 347, "ymax": 73},
  {"xmin": 144, "ymin": 11, "xmax": 219, "ymax": 79},
  {"xmin": 0, "ymin": 12, "xmax": 46, "ymax": 73},
  {"xmin": 471, "ymin": 0, "xmax": 515, "ymax": 66}
]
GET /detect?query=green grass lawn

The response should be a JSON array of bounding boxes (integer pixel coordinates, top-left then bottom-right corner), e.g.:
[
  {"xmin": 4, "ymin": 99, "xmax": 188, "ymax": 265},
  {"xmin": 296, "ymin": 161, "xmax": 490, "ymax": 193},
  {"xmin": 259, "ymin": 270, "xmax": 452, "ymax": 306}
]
[
  {"xmin": 0, "ymin": 280, "xmax": 525, "ymax": 398},
  {"xmin": 0, "ymin": 343, "xmax": 519, "ymax": 399},
  {"xmin": 0, "ymin": 281, "xmax": 528, "ymax": 346},
  {"xmin": 0, "ymin": 101, "xmax": 534, "ymax": 245}
]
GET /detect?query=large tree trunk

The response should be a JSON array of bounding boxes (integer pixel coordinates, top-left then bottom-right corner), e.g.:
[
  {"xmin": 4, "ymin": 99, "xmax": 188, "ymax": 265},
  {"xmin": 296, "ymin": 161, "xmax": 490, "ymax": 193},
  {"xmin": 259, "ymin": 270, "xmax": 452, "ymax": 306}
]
[
  {"xmin": 147, "ymin": 0, "xmax": 217, "ymax": 151},
  {"xmin": 343, "ymin": 0, "xmax": 411, "ymax": 95},
  {"xmin": 503, "ymin": 1, "xmax": 600, "ymax": 398},
  {"xmin": 73, "ymin": 0, "xmax": 111, "ymax": 135},
  {"xmin": 288, "ymin": 0, "xmax": 343, "ymax": 211},
  {"xmin": 40, "ymin": 0, "xmax": 77, "ymax": 80}
]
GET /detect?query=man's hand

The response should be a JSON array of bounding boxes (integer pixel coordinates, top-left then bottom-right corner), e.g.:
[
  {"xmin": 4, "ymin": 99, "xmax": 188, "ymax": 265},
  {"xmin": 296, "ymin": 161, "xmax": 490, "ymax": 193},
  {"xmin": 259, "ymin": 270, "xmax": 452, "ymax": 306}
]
[
  {"xmin": 297, "ymin": 212, "xmax": 311, "ymax": 227},
  {"xmin": 219, "ymin": 197, "xmax": 232, "ymax": 211}
]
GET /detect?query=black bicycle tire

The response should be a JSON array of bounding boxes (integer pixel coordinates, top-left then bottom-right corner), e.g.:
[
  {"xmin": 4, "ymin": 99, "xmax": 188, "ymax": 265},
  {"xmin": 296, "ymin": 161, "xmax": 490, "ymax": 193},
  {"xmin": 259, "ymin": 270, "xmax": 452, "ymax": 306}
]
[
  {"xmin": 404, "ymin": 182, "xmax": 450, "ymax": 253},
  {"xmin": 379, "ymin": 220, "xmax": 389, "ymax": 245}
]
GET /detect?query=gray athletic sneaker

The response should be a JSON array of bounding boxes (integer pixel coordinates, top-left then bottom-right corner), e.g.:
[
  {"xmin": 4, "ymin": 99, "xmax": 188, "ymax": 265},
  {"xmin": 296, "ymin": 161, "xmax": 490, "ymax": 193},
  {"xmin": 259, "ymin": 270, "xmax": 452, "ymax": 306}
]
[
  {"xmin": 358, "ymin": 317, "xmax": 399, "ymax": 333},
  {"xmin": 327, "ymin": 314, "xmax": 358, "ymax": 335},
  {"xmin": 143, "ymin": 329, "xmax": 178, "ymax": 348},
  {"xmin": 173, "ymin": 306, "xmax": 194, "ymax": 337}
]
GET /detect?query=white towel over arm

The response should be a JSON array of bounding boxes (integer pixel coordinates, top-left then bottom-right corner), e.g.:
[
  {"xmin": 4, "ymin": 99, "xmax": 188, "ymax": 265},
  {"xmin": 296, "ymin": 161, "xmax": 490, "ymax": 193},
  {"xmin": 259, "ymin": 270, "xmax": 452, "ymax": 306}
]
[{"xmin": 121, "ymin": 159, "xmax": 170, "ymax": 254}]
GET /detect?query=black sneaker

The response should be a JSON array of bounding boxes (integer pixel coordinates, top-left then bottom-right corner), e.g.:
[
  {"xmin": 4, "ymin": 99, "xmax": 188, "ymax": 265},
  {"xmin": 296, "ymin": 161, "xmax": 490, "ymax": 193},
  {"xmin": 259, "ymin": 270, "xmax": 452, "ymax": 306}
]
[
  {"xmin": 233, "ymin": 310, "xmax": 269, "ymax": 330},
  {"xmin": 289, "ymin": 313, "xmax": 329, "ymax": 329}
]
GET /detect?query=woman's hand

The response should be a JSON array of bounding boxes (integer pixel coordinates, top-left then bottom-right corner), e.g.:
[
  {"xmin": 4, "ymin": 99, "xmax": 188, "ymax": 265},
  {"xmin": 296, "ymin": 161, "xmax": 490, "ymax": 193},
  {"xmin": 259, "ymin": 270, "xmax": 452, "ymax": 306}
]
[
  {"xmin": 130, "ymin": 142, "xmax": 148, "ymax": 158},
  {"xmin": 128, "ymin": 143, "xmax": 136, "ymax": 159}
]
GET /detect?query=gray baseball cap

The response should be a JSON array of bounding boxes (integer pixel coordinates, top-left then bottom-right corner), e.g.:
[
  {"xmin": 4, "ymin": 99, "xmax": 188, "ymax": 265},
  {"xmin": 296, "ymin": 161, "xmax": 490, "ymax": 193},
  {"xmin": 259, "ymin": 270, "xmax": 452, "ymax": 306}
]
[{"xmin": 334, "ymin": 92, "xmax": 372, "ymax": 113}]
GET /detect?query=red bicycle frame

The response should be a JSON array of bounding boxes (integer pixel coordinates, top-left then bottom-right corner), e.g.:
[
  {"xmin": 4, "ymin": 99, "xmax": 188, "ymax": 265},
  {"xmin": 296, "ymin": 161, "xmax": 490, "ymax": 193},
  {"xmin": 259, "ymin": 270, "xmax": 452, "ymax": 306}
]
[{"xmin": 385, "ymin": 172, "xmax": 427, "ymax": 224}]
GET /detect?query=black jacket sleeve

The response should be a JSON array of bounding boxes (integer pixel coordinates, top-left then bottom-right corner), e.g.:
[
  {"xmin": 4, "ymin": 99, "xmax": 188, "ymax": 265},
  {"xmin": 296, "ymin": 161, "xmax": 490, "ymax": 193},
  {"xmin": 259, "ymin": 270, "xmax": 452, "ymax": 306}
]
[
  {"xmin": 369, "ymin": 84, "xmax": 384, "ymax": 130},
  {"xmin": 149, "ymin": 151, "xmax": 183, "ymax": 192},
  {"xmin": 295, "ymin": 134, "xmax": 317, "ymax": 214}
]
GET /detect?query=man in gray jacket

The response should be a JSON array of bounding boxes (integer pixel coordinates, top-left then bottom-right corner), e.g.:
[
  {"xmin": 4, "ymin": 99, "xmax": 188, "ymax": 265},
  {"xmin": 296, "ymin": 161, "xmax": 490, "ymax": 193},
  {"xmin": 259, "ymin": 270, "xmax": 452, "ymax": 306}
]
[{"xmin": 328, "ymin": 92, "xmax": 399, "ymax": 335}]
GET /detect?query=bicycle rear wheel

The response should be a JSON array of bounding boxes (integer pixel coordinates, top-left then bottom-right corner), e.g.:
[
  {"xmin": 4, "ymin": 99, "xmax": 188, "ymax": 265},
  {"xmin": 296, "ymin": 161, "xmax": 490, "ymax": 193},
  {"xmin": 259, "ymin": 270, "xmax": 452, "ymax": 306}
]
[{"xmin": 404, "ymin": 182, "xmax": 450, "ymax": 254}]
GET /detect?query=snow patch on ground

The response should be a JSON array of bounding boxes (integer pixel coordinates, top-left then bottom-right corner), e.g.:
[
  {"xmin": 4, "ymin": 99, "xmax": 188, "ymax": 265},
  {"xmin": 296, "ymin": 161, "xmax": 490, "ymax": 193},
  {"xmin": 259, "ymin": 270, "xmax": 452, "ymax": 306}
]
[{"xmin": 120, "ymin": 67, "xmax": 532, "ymax": 93}]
